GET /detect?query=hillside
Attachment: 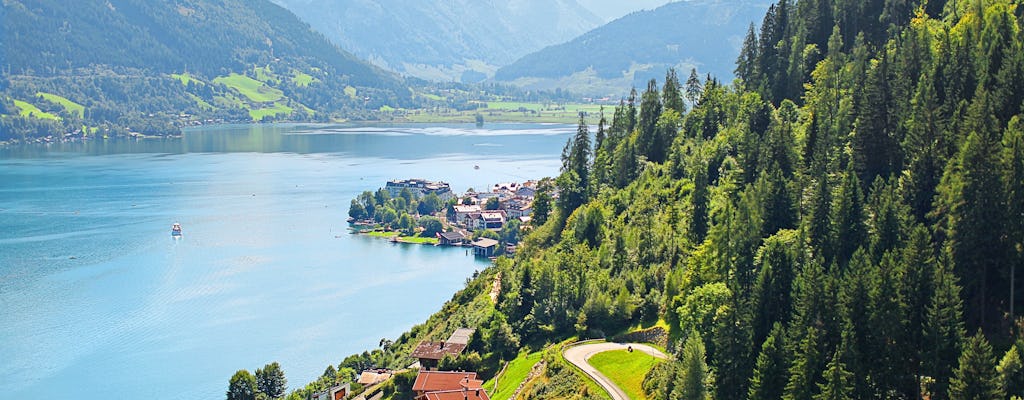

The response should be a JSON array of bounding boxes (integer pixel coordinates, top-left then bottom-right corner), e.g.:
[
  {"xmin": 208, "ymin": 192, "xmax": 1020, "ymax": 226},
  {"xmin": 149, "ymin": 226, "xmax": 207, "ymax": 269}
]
[
  {"xmin": 0, "ymin": 0, "xmax": 408, "ymax": 140},
  {"xmin": 255, "ymin": 0, "xmax": 1024, "ymax": 399},
  {"xmin": 494, "ymin": 0, "xmax": 771, "ymax": 95},
  {"xmin": 269, "ymin": 0, "xmax": 603, "ymax": 82}
]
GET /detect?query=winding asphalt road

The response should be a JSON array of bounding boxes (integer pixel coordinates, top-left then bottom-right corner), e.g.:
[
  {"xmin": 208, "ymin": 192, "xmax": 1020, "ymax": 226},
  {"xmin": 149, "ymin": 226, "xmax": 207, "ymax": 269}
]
[{"xmin": 563, "ymin": 342, "xmax": 669, "ymax": 400}]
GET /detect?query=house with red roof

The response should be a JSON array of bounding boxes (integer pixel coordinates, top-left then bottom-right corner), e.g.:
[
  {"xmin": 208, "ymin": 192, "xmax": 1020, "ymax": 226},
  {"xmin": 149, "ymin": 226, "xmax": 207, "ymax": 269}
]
[{"xmin": 412, "ymin": 371, "xmax": 488, "ymax": 400}]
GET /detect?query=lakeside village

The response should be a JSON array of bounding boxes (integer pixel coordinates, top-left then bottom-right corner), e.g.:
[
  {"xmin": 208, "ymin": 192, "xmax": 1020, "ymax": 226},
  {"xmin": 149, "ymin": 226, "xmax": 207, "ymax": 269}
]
[
  {"xmin": 347, "ymin": 178, "xmax": 545, "ymax": 258},
  {"xmin": 335, "ymin": 179, "xmax": 545, "ymax": 400}
]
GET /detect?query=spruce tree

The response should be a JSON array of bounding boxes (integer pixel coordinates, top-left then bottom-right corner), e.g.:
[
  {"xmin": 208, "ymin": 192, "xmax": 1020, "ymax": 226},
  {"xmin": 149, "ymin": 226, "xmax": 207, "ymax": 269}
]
[
  {"xmin": 676, "ymin": 331, "xmax": 713, "ymax": 400},
  {"xmin": 924, "ymin": 250, "xmax": 967, "ymax": 400},
  {"xmin": 1004, "ymin": 117, "xmax": 1024, "ymax": 324},
  {"xmin": 663, "ymin": 68, "xmax": 686, "ymax": 116},
  {"xmin": 736, "ymin": 23, "xmax": 760, "ymax": 90},
  {"xmin": 784, "ymin": 326, "xmax": 825, "ymax": 400},
  {"xmin": 749, "ymin": 323, "xmax": 789, "ymax": 400},
  {"xmin": 815, "ymin": 349, "xmax": 853, "ymax": 400},
  {"xmin": 686, "ymin": 68, "xmax": 704, "ymax": 107},
  {"xmin": 997, "ymin": 344, "xmax": 1023, "ymax": 399},
  {"xmin": 637, "ymin": 79, "xmax": 664, "ymax": 163},
  {"xmin": 934, "ymin": 109, "xmax": 1007, "ymax": 330},
  {"xmin": 831, "ymin": 165, "xmax": 867, "ymax": 267},
  {"xmin": 948, "ymin": 330, "xmax": 1002, "ymax": 400}
]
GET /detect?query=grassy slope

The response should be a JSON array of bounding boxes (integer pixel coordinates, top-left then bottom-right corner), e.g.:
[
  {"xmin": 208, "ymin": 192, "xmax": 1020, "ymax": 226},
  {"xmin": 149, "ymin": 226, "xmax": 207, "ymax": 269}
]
[
  {"xmin": 250, "ymin": 102, "xmax": 293, "ymax": 121},
  {"xmin": 13, "ymin": 99, "xmax": 59, "ymax": 120},
  {"xmin": 171, "ymin": 72, "xmax": 204, "ymax": 86},
  {"xmin": 291, "ymin": 70, "xmax": 317, "ymax": 87},
  {"xmin": 485, "ymin": 351, "xmax": 542, "ymax": 400},
  {"xmin": 213, "ymin": 73, "xmax": 284, "ymax": 103},
  {"xmin": 36, "ymin": 92, "xmax": 84, "ymax": 117},
  {"xmin": 588, "ymin": 350, "xmax": 663, "ymax": 400}
]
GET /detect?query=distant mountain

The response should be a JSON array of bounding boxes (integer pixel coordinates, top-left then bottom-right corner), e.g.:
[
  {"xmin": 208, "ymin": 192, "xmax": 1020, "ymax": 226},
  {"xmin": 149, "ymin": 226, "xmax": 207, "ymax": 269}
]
[
  {"xmin": 1, "ymin": 0, "xmax": 409, "ymax": 138},
  {"xmin": 269, "ymin": 0, "xmax": 603, "ymax": 82},
  {"xmin": 577, "ymin": 0, "xmax": 670, "ymax": 22},
  {"xmin": 494, "ymin": 0, "xmax": 771, "ymax": 96}
]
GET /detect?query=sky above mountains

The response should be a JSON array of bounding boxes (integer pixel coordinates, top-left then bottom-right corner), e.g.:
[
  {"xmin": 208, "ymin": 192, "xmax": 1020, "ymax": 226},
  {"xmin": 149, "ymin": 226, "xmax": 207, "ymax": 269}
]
[{"xmin": 578, "ymin": 0, "xmax": 673, "ymax": 21}]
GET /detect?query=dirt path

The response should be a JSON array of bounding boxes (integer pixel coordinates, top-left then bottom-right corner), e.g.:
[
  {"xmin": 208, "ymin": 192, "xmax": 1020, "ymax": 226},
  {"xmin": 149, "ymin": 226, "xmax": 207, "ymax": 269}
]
[{"xmin": 563, "ymin": 342, "xmax": 669, "ymax": 400}]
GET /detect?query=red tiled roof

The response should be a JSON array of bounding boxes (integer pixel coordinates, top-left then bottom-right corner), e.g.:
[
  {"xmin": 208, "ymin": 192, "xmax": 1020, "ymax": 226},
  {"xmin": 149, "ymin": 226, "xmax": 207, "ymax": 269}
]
[
  {"xmin": 412, "ymin": 371, "xmax": 478, "ymax": 393},
  {"xmin": 410, "ymin": 341, "xmax": 467, "ymax": 360},
  {"xmin": 422, "ymin": 388, "xmax": 490, "ymax": 400}
]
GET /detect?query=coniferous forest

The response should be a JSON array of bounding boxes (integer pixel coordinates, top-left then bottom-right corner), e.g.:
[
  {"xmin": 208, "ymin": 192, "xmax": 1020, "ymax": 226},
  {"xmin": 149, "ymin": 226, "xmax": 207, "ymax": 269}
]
[{"xmin": 239, "ymin": 1, "xmax": 1024, "ymax": 399}]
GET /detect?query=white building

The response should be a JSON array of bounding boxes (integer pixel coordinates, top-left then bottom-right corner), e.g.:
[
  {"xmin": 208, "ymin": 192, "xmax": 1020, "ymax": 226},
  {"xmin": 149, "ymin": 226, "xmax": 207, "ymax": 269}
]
[{"xmin": 385, "ymin": 178, "xmax": 455, "ymax": 201}]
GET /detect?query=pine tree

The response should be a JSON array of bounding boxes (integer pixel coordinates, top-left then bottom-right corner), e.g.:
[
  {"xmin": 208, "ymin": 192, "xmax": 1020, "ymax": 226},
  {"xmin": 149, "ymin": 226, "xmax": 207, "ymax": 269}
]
[
  {"xmin": 753, "ymin": 231, "xmax": 798, "ymax": 344},
  {"xmin": 784, "ymin": 326, "xmax": 825, "ymax": 400},
  {"xmin": 934, "ymin": 99, "xmax": 1008, "ymax": 330},
  {"xmin": 831, "ymin": 165, "xmax": 867, "ymax": 267},
  {"xmin": 924, "ymin": 250, "xmax": 967, "ymax": 400},
  {"xmin": 1004, "ymin": 117, "xmax": 1024, "ymax": 325},
  {"xmin": 852, "ymin": 51, "xmax": 899, "ymax": 186},
  {"xmin": 736, "ymin": 23, "xmax": 760, "ymax": 90},
  {"xmin": 900, "ymin": 225, "xmax": 936, "ymax": 392},
  {"xmin": 637, "ymin": 79, "xmax": 664, "ymax": 163},
  {"xmin": 997, "ymin": 344, "xmax": 1023, "ymax": 399},
  {"xmin": 689, "ymin": 157, "xmax": 710, "ymax": 244},
  {"xmin": 663, "ymin": 68, "xmax": 686, "ymax": 116},
  {"xmin": 815, "ymin": 349, "xmax": 853, "ymax": 400},
  {"xmin": 714, "ymin": 298, "xmax": 755, "ymax": 400},
  {"xmin": 676, "ymin": 331, "xmax": 713, "ymax": 400},
  {"xmin": 948, "ymin": 330, "xmax": 1002, "ymax": 400},
  {"xmin": 838, "ymin": 249, "xmax": 872, "ymax": 399},
  {"xmin": 255, "ymin": 362, "xmax": 287, "ymax": 399},
  {"xmin": 686, "ymin": 68, "xmax": 704, "ymax": 107},
  {"xmin": 749, "ymin": 323, "xmax": 789, "ymax": 400}
]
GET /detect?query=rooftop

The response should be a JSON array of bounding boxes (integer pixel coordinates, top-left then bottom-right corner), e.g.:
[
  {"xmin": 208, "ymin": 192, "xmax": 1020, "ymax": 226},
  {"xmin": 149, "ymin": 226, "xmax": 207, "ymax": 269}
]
[
  {"xmin": 412, "ymin": 371, "xmax": 479, "ymax": 393},
  {"xmin": 470, "ymin": 238, "xmax": 499, "ymax": 248},
  {"xmin": 410, "ymin": 341, "xmax": 468, "ymax": 361},
  {"xmin": 422, "ymin": 388, "xmax": 490, "ymax": 400},
  {"xmin": 438, "ymin": 231, "xmax": 466, "ymax": 241},
  {"xmin": 446, "ymin": 328, "xmax": 475, "ymax": 345}
]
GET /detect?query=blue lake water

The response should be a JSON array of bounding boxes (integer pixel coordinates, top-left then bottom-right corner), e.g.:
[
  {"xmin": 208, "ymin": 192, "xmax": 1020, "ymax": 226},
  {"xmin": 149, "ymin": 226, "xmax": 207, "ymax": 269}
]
[{"xmin": 0, "ymin": 123, "xmax": 571, "ymax": 399}]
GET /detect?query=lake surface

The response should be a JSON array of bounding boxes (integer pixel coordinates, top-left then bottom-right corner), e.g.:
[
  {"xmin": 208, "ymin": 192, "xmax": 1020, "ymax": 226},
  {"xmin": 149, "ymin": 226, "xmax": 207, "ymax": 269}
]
[{"xmin": 0, "ymin": 123, "xmax": 571, "ymax": 399}]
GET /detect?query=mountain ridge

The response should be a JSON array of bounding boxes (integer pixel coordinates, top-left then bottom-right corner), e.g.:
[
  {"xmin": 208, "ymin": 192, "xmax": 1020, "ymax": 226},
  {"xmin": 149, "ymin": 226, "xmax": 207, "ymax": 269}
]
[
  {"xmin": 495, "ymin": 0, "xmax": 771, "ymax": 95},
  {"xmin": 269, "ymin": 0, "xmax": 604, "ymax": 82}
]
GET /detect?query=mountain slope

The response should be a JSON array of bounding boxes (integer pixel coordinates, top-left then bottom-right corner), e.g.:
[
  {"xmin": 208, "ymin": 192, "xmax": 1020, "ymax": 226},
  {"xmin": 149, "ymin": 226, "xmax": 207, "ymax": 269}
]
[
  {"xmin": 1, "ymin": 0, "xmax": 409, "ymax": 139},
  {"xmin": 495, "ymin": 0, "xmax": 770, "ymax": 94},
  {"xmin": 270, "ymin": 0, "xmax": 603, "ymax": 82}
]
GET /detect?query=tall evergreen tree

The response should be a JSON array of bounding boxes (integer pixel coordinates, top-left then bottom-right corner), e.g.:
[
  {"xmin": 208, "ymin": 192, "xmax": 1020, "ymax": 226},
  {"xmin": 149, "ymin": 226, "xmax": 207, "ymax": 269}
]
[
  {"xmin": 784, "ymin": 326, "xmax": 825, "ymax": 400},
  {"xmin": 934, "ymin": 101, "xmax": 1008, "ymax": 330},
  {"xmin": 736, "ymin": 23, "xmax": 760, "ymax": 90},
  {"xmin": 831, "ymin": 166, "xmax": 867, "ymax": 267},
  {"xmin": 814, "ymin": 349, "xmax": 853, "ymax": 400},
  {"xmin": 663, "ymin": 68, "xmax": 686, "ymax": 116},
  {"xmin": 924, "ymin": 250, "xmax": 967, "ymax": 400},
  {"xmin": 637, "ymin": 79, "xmax": 664, "ymax": 163},
  {"xmin": 1004, "ymin": 117, "xmax": 1024, "ymax": 325},
  {"xmin": 749, "ymin": 323, "xmax": 789, "ymax": 400},
  {"xmin": 948, "ymin": 331, "xmax": 1002, "ymax": 400},
  {"xmin": 677, "ymin": 331, "xmax": 714, "ymax": 400},
  {"xmin": 255, "ymin": 362, "xmax": 287, "ymax": 399},
  {"xmin": 997, "ymin": 343, "xmax": 1023, "ymax": 399},
  {"xmin": 852, "ymin": 51, "xmax": 900, "ymax": 186},
  {"xmin": 686, "ymin": 68, "xmax": 704, "ymax": 107}
]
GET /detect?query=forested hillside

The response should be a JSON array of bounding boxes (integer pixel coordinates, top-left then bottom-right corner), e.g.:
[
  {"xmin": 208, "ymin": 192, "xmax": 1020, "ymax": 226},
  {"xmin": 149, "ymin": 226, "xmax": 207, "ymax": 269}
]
[
  {"xmin": 0, "ymin": 0, "xmax": 407, "ymax": 141},
  {"xmin": 494, "ymin": 0, "xmax": 770, "ymax": 95},
  {"xmin": 243, "ymin": 1, "xmax": 1024, "ymax": 399}
]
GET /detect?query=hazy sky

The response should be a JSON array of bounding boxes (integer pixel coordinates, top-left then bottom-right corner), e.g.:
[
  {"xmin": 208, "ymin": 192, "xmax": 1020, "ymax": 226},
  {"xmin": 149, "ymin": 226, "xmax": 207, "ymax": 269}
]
[{"xmin": 578, "ymin": 0, "xmax": 674, "ymax": 21}]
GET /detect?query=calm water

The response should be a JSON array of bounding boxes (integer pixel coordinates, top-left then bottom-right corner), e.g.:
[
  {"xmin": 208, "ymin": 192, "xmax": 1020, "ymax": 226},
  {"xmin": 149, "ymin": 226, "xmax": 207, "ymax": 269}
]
[{"xmin": 0, "ymin": 123, "xmax": 570, "ymax": 399}]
